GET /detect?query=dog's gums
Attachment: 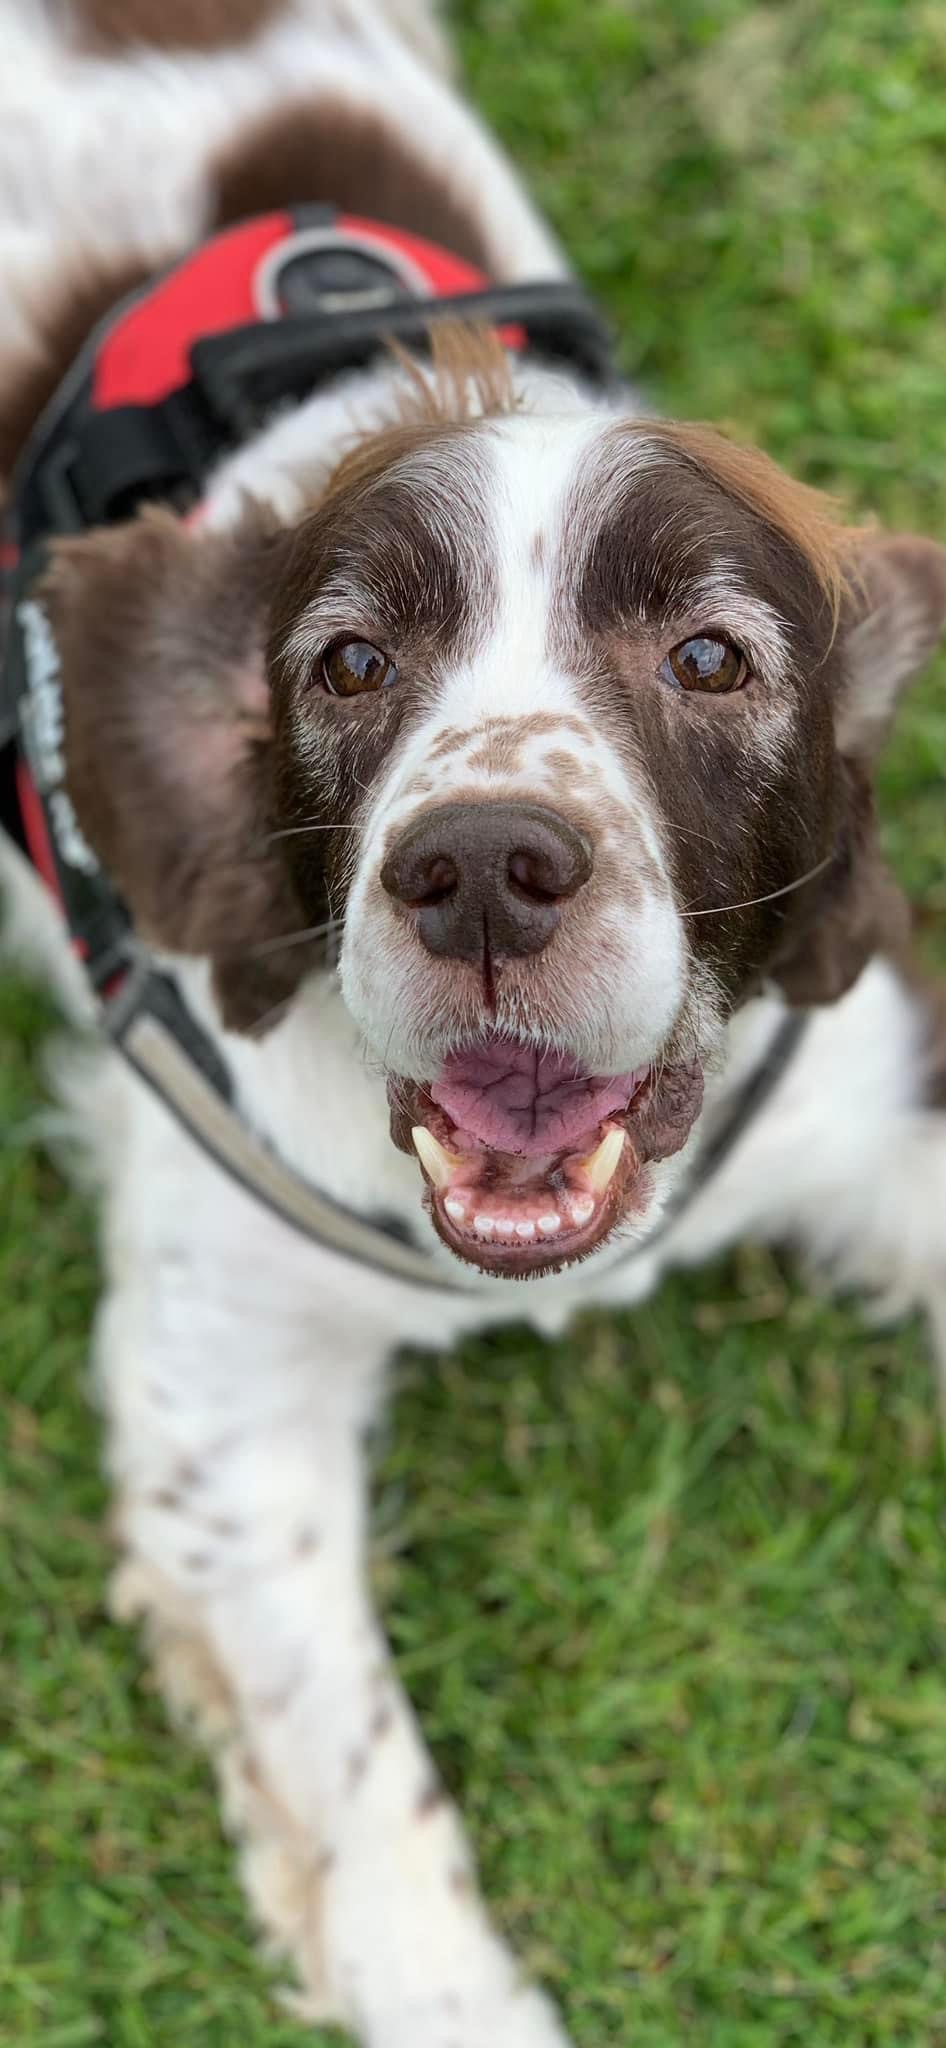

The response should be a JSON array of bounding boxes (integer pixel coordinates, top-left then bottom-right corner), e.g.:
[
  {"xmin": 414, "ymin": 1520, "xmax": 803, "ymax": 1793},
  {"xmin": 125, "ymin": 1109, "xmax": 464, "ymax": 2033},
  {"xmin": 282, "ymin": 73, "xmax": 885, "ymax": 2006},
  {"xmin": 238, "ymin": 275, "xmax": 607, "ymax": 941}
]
[{"xmin": 388, "ymin": 1036, "xmax": 705, "ymax": 1274}]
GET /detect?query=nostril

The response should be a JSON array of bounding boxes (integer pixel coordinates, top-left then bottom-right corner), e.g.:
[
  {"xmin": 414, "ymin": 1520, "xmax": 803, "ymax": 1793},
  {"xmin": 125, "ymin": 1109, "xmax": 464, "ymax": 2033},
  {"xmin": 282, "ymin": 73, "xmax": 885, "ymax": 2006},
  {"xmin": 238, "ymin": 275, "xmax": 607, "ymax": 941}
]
[
  {"xmin": 380, "ymin": 847, "xmax": 459, "ymax": 907},
  {"xmin": 507, "ymin": 849, "xmax": 563, "ymax": 906},
  {"xmin": 416, "ymin": 855, "xmax": 458, "ymax": 906}
]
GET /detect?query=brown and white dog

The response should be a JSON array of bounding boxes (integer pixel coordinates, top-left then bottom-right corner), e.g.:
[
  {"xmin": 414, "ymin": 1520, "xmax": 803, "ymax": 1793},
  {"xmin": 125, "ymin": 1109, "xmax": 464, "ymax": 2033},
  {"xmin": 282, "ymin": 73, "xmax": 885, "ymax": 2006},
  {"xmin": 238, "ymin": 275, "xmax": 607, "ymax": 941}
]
[{"xmin": 3, "ymin": 3, "xmax": 946, "ymax": 2043}]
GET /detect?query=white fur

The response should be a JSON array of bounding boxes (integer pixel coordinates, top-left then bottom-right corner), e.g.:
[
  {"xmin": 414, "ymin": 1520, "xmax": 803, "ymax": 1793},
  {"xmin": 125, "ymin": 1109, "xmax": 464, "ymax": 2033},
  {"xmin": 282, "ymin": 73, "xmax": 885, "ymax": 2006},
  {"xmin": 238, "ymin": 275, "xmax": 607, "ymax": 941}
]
[{"xmin": 3, "ymin": 4, "xmax": 946, "ymax": 2045}]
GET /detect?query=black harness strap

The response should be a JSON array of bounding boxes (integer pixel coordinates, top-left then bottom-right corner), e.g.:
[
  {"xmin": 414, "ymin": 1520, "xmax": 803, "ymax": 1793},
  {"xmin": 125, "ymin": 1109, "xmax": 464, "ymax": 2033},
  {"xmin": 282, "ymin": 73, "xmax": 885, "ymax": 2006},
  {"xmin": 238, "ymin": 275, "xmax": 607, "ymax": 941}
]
[
  {"xmin": 19, "ymin": 279, "xmax": 616, "ymax": 539},
  {"xmin": 608, "ymin": 1010, "xmax": 809, "ymax": 1270}
]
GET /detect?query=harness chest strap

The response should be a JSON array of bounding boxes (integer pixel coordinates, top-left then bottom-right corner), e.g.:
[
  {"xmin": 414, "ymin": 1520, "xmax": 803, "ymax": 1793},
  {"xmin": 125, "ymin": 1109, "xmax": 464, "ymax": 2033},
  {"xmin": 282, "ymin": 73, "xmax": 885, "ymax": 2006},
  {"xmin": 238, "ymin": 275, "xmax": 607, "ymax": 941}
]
[{"xmin": 119, "ymin": 967, "xmax": 808, "ymax": 1287}]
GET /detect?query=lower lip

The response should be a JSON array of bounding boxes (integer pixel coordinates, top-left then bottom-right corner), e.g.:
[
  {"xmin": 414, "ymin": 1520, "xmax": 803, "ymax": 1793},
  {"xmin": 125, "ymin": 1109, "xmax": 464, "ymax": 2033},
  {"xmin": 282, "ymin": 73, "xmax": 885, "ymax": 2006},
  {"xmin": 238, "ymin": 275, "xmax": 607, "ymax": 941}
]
[{"xmin": 429, "ymin": 1171, "xmax": 633, "ymax": 1273}]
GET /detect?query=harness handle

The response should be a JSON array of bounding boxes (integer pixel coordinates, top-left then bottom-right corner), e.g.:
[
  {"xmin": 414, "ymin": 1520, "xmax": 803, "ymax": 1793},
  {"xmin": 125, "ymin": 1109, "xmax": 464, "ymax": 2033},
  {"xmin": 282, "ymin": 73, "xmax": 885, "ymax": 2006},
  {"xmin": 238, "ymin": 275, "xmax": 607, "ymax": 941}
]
[{"xmin": 190, "ymin": 280, "xmax": 617, "ymax": 438}]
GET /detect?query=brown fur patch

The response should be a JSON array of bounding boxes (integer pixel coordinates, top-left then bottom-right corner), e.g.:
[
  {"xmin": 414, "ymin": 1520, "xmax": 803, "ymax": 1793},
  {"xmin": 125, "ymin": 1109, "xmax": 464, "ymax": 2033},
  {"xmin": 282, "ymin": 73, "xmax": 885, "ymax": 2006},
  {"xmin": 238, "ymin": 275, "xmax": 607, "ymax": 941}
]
[
  {"xmin": 213, "ymin": 99, "xmax": 495, "ymax": 271},
  {"xmin": 41, "ymin": 507, "xmax": 317, "ymax": 1032},
  {"xmin": 465, "ymin": 732, "xmax": 525, "ymax": 776},
  {"xmin": 428, "ymin": 712, "xmax": 593, "ymax": 764},
  {"xmin": 555, "ymin": 425, "xmax": 913, "ymax": 1007},
  {"xmin": 768, "ymin": 769, "xmax": 911, "ymax": 1004},
  {"xmin": 464, "ymin": 734, "xmax": 597, "ymax": 787},
  {"xmin": 641, "ymin": 419, "xmax": 866, "ymax": 623},
  {"xmin": 541, "ymin": 747, "xmax": 593, "ymax": 787},
  {"xmin": 0, "ymin": 256, "xmax": 153, "ymax": 492},
  {"xmin": 916, "ymin": 970, "xmax": 946, "ymax": 1109},
  {"xmin": 387, "ymin": 323, "xmax": 517, "ymax": 429},
  {"xmin": 415, "ymin": 1779, "xmax": 447, "ymax": 1819},
  {"xmin": 73, "ymin": 0, "xmax": 282, "ymax": 52}
]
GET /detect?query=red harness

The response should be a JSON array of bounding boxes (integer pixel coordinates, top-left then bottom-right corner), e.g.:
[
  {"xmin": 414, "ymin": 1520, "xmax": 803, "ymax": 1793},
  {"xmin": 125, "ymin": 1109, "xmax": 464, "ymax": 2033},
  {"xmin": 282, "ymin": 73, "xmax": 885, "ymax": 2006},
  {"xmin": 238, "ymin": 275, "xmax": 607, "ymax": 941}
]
[{"xmin": 90, "ymin": 210, "xmax": 517, "ymax": 409}]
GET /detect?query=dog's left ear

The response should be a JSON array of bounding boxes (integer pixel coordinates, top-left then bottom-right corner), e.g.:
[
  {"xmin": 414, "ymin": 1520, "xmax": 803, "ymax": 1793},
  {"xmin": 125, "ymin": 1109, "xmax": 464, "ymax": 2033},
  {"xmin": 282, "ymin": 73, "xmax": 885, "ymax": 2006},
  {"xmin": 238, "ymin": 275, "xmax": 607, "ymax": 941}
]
[
  {"xmin": 835, "ymin": 533, "xmax": 946, "ymax": 757},
  {"xmin": 771, "ymin": 532, "xmax": 946, "ymax": 1008}
]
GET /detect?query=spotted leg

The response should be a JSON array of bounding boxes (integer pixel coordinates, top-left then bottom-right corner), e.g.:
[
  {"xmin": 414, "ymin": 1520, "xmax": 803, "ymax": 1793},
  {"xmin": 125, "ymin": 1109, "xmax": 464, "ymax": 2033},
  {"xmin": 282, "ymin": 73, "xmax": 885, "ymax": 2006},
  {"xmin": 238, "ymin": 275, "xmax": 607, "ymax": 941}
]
[{"xmin": 98, "ymin": 1218, "xmax": 571, "ymax": 2048}]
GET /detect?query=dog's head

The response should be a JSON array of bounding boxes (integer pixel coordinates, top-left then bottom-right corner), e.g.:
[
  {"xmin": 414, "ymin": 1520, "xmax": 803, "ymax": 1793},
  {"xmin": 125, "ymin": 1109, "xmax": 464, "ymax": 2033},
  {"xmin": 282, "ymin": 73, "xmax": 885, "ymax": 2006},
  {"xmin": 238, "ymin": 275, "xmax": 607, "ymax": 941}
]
[{"xmin": 44, "ymin": 350, "xmax": 946, "ymax": 1277}]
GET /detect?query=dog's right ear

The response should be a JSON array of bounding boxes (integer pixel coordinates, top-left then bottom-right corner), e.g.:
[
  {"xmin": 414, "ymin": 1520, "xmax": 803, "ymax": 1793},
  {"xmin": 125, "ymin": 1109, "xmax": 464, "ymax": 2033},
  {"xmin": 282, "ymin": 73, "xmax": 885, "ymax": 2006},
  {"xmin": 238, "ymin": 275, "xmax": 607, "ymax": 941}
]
[
  {"xmin": 41, "ymin": 506, "xmax": 318, "ymax": 1032},
  {"xmin": 835, "ymin": 534, "xmax": 946, "ymax": 758},
  {"xmin": 770, "ymin": 531, "xmax": 946, "ymax": 1008}
]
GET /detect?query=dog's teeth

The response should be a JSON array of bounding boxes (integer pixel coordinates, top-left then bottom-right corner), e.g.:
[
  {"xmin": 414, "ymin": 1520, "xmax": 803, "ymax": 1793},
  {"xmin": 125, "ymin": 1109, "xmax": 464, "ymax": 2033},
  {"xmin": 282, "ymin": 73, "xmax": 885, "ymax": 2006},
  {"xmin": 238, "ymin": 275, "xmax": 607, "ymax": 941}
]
[
  {"xmin": 515, "ymin": 1220, "xmax": 536, "ymax": 1239},
  {"xmin": 444, "ymin": 1197, "xmax": 467, "ymax": 1223},
  {"xmin": 538, "ymin": 1213, "xmax": 561, "ymax": 1236},
  {"xmin": 474, "ymin": 1213, "xmax": 495, "ymax": 1237},
  {"xmin": 581, "ymin": 1127, "xmax": 625, "ymax": 1194},
  {"xmin": 411, "ymin": 1126, "xmax": 459, "ymax": 1189},
  {"xmin": 570, "ymin": 1195, "xmax": 595, "ymax": 1226},
  {"xmin": 496, "ymin": 1218, "xmax": 517, "ymax": 1238}
]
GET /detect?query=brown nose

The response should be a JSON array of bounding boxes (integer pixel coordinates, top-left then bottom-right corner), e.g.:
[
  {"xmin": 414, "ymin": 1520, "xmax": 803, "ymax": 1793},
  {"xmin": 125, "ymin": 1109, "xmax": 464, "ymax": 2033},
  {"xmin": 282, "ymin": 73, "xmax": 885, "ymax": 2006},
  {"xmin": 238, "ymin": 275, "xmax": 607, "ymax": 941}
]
[{"xmin": 380, "ymin": 801, "xmax": 593, "ymax": 961}]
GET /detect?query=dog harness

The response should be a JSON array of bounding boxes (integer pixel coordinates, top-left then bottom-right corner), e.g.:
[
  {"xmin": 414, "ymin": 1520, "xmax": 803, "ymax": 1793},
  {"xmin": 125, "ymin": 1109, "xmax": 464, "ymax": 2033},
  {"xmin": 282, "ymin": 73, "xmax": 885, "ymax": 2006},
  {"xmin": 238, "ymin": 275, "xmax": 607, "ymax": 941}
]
[{"xmin": 0, "ymin": 208, "xmax": 804, "ymax": 1290}]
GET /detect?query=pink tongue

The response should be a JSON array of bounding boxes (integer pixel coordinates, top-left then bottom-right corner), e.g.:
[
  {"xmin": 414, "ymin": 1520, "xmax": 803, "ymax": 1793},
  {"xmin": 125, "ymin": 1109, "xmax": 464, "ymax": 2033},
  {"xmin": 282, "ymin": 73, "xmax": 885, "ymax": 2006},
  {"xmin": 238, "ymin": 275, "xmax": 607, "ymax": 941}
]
[{"xmin": 431, "ymin": 1038, "xmax": 638, "ymax": 1156}]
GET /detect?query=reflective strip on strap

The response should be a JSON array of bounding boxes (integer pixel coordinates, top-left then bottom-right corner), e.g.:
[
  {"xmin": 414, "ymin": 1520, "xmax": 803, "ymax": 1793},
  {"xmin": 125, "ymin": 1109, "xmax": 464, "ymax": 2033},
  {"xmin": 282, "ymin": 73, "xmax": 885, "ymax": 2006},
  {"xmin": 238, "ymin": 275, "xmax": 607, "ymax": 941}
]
[
  {"xmin": 121, "ymin": 1010, "xmax": 475, "ymax": 1293},
  {"xmin": 115, "ymin": 990, "xmax": 808, "ymax": 1299}
]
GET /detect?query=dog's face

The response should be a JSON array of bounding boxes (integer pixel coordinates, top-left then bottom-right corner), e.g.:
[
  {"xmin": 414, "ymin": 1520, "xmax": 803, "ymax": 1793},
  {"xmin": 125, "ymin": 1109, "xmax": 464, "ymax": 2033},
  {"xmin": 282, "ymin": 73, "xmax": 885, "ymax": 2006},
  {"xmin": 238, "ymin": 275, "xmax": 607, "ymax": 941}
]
[{"xmin": 46, "ymin": 396, "xmax": 946, "ymax": 1279}]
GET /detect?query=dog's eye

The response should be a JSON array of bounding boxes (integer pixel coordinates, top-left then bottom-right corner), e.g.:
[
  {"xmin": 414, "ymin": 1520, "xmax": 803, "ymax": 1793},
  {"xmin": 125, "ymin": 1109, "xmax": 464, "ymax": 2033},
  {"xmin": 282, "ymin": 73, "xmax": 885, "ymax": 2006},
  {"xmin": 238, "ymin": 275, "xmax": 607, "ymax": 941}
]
[
  {"xmin": 321, "ymin": 638, "xmax": 397, "ymax": 697},
  {"xmin": 660, "ymin": 636, "xmax": 747, "ymax": 694}
]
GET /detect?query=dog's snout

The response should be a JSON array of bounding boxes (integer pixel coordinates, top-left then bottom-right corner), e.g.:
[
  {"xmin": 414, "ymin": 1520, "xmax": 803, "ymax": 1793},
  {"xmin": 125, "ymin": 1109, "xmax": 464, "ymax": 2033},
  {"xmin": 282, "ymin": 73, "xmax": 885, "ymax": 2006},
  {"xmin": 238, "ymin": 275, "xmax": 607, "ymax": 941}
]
[{"xmin": 380, "ymin": 801, "xmax": 593, "ymax": 961}]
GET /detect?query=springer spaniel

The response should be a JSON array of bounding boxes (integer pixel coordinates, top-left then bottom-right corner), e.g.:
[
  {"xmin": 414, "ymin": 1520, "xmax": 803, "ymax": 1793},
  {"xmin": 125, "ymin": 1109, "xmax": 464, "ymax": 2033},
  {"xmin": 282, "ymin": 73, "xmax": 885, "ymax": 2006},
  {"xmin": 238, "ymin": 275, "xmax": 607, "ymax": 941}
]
[{"xmin": 2, "ymin": 3, "xmax": 946, "ymax": 2043}]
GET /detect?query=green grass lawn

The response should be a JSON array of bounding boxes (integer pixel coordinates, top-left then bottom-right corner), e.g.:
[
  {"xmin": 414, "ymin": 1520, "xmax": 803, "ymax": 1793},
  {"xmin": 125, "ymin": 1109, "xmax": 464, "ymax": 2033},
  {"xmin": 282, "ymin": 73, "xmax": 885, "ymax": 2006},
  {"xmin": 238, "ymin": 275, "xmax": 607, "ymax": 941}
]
[{"xmin": 3, "ymin": 2, "xmax": 946, "ymax": 2043}]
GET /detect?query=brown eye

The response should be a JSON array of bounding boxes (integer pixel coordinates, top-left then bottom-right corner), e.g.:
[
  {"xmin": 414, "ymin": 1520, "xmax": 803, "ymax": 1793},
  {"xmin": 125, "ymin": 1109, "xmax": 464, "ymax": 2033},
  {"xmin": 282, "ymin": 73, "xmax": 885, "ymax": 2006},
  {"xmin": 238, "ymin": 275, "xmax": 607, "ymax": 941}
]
[
  {"xmin": 661, "ymin": 636, "xmax": 747, "ymax": 694},
  {"xmin": 321, "ymin": 638, "xmax": 397, "ymax": 697}
]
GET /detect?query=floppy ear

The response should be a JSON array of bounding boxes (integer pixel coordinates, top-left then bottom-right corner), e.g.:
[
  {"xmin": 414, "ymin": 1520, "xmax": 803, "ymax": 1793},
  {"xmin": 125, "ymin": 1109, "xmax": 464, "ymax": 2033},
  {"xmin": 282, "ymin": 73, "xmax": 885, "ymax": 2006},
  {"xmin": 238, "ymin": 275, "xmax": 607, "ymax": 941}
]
[
  {"xmin": 835, "ymin": 533, "xmax": 946, "ymax": 757},
  {"xmin": 771, "ymin": 532, "xmax": 946, "ymax": 1007},
  {"xmin": 42, "ymin": 506, "xmax": 316, "ymax": 1032}
]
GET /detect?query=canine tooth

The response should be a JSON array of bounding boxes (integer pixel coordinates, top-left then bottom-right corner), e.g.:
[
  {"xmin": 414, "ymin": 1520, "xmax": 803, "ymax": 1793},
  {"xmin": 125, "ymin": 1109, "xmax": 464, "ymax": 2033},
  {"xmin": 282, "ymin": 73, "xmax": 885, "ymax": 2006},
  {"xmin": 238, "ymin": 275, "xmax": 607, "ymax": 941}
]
[
  {"xmin": 581, "ymin": 1127, "xmax": 625, "ymax": 1195},
  {"xmin": 515, "ymin": 1220, "xmax": 537, "ymax": 1239},
  {"xmin": 411, "ymin": 1126, "xmax": 459, "ymax": 1190},
  {"xmin": 474, "ymin": 1214, "xmax": 495, "ymax": 1237},
  {"xmin": 445, "ymin": 1197, "xmax": 467, "ymax": 1223},
  {"xmin": 570, "ymin": 1195, "xmax": 595, "ymax": 1226},
  {"xmin": 538, "ymin": 1213, "xmax": 561, "ymax": 1236}
]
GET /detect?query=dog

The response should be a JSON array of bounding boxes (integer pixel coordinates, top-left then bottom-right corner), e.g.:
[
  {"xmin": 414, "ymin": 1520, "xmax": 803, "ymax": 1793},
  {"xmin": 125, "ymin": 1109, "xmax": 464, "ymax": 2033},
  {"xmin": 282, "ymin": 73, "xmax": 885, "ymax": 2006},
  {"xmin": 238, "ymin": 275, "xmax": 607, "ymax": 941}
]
[{"xmin": 3, "ymin": 3, "xmax": 946, "ymax": 2043}]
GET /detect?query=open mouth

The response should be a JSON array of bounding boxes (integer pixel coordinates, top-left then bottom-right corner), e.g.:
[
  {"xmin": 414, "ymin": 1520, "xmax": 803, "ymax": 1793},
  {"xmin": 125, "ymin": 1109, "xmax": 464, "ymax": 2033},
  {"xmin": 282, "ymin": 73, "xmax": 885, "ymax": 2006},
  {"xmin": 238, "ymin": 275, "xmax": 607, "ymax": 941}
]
[{"xmin": 389, "ymin": 1036, "xmax": 704, "ymax": 1277}]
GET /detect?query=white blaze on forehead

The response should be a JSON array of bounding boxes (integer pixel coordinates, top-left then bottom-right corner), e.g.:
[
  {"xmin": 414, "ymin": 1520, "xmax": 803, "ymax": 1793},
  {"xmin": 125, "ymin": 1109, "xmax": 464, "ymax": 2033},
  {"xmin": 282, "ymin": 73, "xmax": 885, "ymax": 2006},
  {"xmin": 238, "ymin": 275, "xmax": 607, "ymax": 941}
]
[
  {"xmin": 359, "ymin": 411, "xmax": 671, "ymax": 861},
  {"xmin": 438, "ymin": 411, "xmax": 605, "ymax": 720}
]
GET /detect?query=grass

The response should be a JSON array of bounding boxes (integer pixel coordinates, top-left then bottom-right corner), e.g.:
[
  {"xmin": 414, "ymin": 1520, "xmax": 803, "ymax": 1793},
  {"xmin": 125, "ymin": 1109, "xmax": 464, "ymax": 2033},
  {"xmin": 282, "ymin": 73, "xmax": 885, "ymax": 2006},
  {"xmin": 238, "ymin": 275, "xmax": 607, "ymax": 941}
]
[{"xmin": 2, "ymin": 1, "xmax": 946, "ymax": 2042}]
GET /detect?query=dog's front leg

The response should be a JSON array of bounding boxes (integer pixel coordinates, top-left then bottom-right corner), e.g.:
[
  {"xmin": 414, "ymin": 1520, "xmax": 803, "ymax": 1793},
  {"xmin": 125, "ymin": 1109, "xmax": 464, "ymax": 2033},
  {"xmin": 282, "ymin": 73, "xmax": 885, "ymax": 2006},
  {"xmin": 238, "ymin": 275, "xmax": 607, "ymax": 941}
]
[{"xmin": 103, "ymin": 1259, "xmax": 570, "ymax": 2048}]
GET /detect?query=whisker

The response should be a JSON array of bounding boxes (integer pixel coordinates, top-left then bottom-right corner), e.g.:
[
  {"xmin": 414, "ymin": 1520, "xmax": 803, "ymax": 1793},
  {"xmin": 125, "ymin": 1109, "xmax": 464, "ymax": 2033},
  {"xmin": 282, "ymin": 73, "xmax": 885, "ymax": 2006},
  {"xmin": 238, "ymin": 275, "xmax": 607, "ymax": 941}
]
[
  {"xmin": 246, "ymin": 994, "xmax": 297, "ymax": 1039},
  {"xmin": 680, "ymin": 853, "xmax": 833, "ymax": 919},
  {"xmin": 660, "ymin": 817, "xmax": 729, "ymax": 848},
  {"xmin": 266, "ymin": 821, "xmax": 364, "ymax": 844},
  {"xmin": 236, "ymin": 918, "xmax": 342, "ymax": 960},
  {"xmin": 324, "ymin": 878, "xmax": 342, "ymax": 974}
]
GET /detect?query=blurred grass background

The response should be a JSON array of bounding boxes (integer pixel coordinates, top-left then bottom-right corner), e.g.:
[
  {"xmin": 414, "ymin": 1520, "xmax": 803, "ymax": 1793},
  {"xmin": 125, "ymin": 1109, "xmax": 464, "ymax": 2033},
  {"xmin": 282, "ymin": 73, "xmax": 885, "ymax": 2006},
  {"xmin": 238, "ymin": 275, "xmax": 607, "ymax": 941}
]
[{"xmin": 2, "ymin": 2, "xmax": 946, "ymax": 2043}]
